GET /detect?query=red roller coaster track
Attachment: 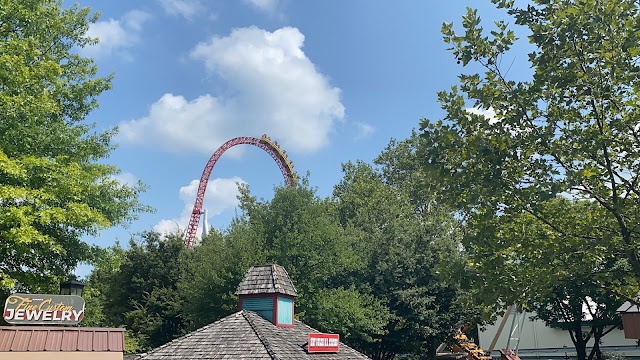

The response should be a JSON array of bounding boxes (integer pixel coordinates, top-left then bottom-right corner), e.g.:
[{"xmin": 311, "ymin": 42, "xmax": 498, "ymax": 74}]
[{"xmin": 185, "ymin": 135, "xmax": 298, "ymax": 248}]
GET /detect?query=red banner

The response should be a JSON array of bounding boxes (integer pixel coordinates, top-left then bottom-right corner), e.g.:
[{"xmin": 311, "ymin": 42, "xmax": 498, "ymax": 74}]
[{"xmin": 308, "ymin": 333, "xmax": 339, "ymax": 353}]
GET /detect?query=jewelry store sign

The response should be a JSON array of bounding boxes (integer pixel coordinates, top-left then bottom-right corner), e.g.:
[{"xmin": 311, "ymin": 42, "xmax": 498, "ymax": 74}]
[{"xmin": 3, "ymin": 293, "xmax": 85, "ymax": 325}]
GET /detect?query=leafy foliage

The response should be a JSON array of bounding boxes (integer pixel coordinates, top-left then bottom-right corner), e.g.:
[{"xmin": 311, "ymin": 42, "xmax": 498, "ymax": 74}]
[
  {"xmin": 87, "ymin": 161, "xmax": 467, "ymax": 359},
  {"xmin": 334, "ymin": 161, "xmax": 467, "ymax": 360},
  {"xmin": 420, "ymin": 1, "xmax": 639, "ymax": 359},
  {"xmin": 421, "ymin": 0, "xmax": 640, "ymax": 307},
  {"xmin": 177, "ymin": 229, "xmax": 242, "ymax": 330},
  {"xmin": 0, "ymin": 0, "xmax": 149, "ymax": 293},
  {"xmin": 530, "ymin": 279, "xmax": 622, "ymax": 360},
  {"xmin": 102, "ymin": 232, "xmax": 187, "ymax": 351}
]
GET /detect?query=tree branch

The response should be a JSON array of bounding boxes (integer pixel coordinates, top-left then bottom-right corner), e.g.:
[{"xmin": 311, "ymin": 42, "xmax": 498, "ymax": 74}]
[
  {"xmin": 589, "ymin": 96, "xmax": 619, "ymax": 205},
  {"xmin": 514, "ymin": 192, "xmax": 600, "ymax": 241},
  {"xmin": 575, "ymin": 183, "xmax": 640, "ymax": 277},
  {"xmin": 584, "ymin": 153, "xmax": 640, "ymax": 199}
]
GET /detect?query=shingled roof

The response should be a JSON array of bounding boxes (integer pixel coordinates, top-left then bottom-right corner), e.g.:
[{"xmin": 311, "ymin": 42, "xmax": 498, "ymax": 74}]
[
  {"xmin": 236, "ymin": 264, "xmax": 298, "ymax": 297},
  {"xmin": 136, "ymin": 310, "xmax": 370, "ymax": 360}
]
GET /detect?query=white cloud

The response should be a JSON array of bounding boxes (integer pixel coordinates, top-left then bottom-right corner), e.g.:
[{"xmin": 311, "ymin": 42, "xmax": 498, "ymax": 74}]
[
  {"xmin": 154, "ymin": 219, "xmax": 182, "ymax": 236},
  {"xmin": 111, "ymin": 172, "xmax": 139, "ymax": 187},
  {"xmin": 153, "ymin": 177, "xmax": 246, "ymax": 235},
  {"xmin": 82, "ymin": 10, "xmax": 150, "ymax": 59},
  {"xmin": 355, "ymin": 122, "xmax": 375, "ymax": 140},
  {"xmin": 123, "ymin": 10, "xmax": 150, "ymax": 31},
  {"xmin": 118, "ymin": 93, "xmax": 224, "ymax": 154},
  {"xmin": 243, "ymin": 0, "xmax": 280, "ymax": 13},
  {"xmin": 157, "ymin": 0, "xmax": 205, "ymax": 20},
  {"xmin": 466, "ymin": 107, "xmax": 499, "ymax": 124},
  {"xmin": 118, "ymin": 26, "xmax": 344, "ymax": 154}
]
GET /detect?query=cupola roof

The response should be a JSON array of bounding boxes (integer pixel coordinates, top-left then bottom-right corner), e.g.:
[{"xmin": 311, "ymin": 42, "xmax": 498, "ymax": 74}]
[{"xmin": 235, "ymin": 264, "xmax": 297, "ymax": 297}]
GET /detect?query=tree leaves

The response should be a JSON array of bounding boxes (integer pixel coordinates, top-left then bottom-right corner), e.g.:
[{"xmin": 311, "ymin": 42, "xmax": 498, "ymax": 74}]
[
  {"xmin": 0, "ymin": 0, "xmax": 149, "ymax": 293},
  {"xmin": 85, "ymin": 159, "xmax": 467, "ymax": 359},
  {"xmin": 423, "ymin": 0, "xmax": 640, "ymax": 306}
]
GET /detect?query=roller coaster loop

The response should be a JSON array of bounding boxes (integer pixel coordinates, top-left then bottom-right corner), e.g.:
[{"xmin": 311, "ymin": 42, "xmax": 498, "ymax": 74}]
[{"xmin": 185, "ymin": 135, "xmax": 298, "ymax": 248}]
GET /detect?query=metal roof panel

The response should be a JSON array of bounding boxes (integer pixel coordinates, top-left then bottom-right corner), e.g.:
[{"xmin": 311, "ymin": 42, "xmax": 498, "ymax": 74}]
[
  {"xmin": 10, "ymin": 329, "xmax": 31, "ymax": 351},
  {"xmin": 45, "ymin": 330, "xmax": 63, "ymax": 351},
  {"xmin": 77, "ymin": 329, "xmax": 93, "ymax": 351},
  {"xmin": 108, "ymin": 331, "xmax": 124, "ymax": 351},
  {"xmin": 94, "ymin": 331, "xmax": 108, "ymax": 351},
  {"xmin": 61, "ymin": 330, "xmax": 79, "ymax": 351},
  {"xmin": 0, "ymin": 326, "xmax": 125, "ymax": 352},
  {"xmin": 0, "ymin": 328, "xmax": 16, "ymax": 351},
  {"xmin": 27, "ymin": 330, "xmax": 48, "ymax": 351}
]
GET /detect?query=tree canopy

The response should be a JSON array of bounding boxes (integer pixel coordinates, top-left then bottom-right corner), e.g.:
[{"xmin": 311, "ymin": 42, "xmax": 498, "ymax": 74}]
[
  {"xmin": 333, "ymin": 160, "xmax": 467, "ymax": 360},
  {"xmin": 419, "ymin": 1, "xmax": 639, "ymax": 358},
  {"xmin": 421, "ymin": 0, "xmax": 640, "ymax": 306},
  {"xmin": 0, "ymin": 0, "xmax": 149, "ymax": 293},
  {"xmin": 86, "ymin": 160, "xmax": 469, "ymax": 359}
]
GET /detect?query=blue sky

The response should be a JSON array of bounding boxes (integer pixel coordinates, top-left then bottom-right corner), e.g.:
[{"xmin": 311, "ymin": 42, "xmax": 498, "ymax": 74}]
[{"xmin": 72, "ymin": 0, "xmax": 525, "ymax": 261}]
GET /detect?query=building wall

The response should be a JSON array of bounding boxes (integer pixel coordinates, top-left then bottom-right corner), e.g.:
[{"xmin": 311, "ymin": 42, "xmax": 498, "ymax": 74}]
[
  {"xmin": 0, "ymin": 352, "xmax": 123, "ymax": 360},
  {"xmin": 241, "ymin": 296, "xmax": 274, "ymax": 322},
  {"xmin": 277, "ymin": 296, "xmax": 293, "ymax": 325},
  {"xmin": 479, "ymin": 311, "xmax": 639, "ymax": 358}
]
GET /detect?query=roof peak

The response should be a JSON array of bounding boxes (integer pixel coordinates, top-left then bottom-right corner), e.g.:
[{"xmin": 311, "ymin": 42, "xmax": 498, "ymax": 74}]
[
  {"xmin": 137, "ymin": 310, "xmax": 371, "ymax": 359},
  {"xmin": 235, "ymin": 264, "xmax": 297, "ymax": 297}
]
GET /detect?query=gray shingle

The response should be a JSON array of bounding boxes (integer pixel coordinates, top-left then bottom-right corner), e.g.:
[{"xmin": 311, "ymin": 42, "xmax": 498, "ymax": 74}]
[
  {"xmin": 244, "ymin": 311, "xmax": 370, "ymax": 360},
  {"xmin": 236, "ymin": 264, "xmax": 297, "ymax": 297},
  {"xmin": 136, "ymin": 312, "xmax": 271, "ymax": 360},
  {"xmin": 137, "ymin": 310, "xmax": 370, "ymax": 360}
]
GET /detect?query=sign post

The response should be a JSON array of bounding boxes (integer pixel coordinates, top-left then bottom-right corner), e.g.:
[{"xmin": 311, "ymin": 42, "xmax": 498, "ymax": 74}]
[{"xmin": 3, "ymin": 293, "xmax": 85, "ymax": 325}]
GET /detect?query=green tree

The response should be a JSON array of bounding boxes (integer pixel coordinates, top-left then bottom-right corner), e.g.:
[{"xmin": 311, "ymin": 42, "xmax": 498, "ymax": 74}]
[
  {"xmin": 189, "ymin": 182, "xmax": 372, "ymax": 326},
  {"xmin": 81, "ymin": 244, "xmax": 126, "ymax": 328},
  {"xmin": 334, "ymin": 161, "xmax": 467, "ymax": 360},
  {"xmin": 436, "ymin": 196, "xmax": 629, "ymax": 360},
  {"xmin": 420, "ymin": 0, "xmax": 640, "ymax": 304},
  {"xmin": 178, "ymin": 181, "xmax": 393, "ymax": 355},
  {"xmin": 0, "ymin": 0, "xmax": 149, "ymax": 292},
  {"xmin": 82, "ymin": 244, "xmax": 149, "ymax": 354},
  {"xmin": 242, "ymin": 182, "xmax": 363, "ymax": 295},
  {"xmin": 98, "ymin": 232, "xmax": 187, "ymax": 351},
  {"xmin": 530, "ymin": 279, "xmax": 622, "ymax": 360},
  {"xmin": 304, "ymin": 286, "xmax": 391, "ymax": 349},
  {"xmin": 89, "ymin": 170, "xmax": 467, "ymax": 358},
  {"xmin": 178, "ymin": 227, "xmax": 257, "ymax": 330},
  {"xmin": 374, "ymin": 130, "xmax": 444, "ymax": 217}
]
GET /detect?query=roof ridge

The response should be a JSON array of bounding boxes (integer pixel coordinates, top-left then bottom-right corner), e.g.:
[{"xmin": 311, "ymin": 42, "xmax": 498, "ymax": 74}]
[
  {"xmin": 242, "ymin": 310, "xmax": 281, "ymax": 360},
  {"xmin": 280, "ymin": 266, "xmax": 297, "ymax": 294},
  {"xmin": 271, "ymin": 264, "xmax": 278, "ymax": 291},
  {"xmin": 236, "ymin": 264, "xmax": 297, "ymax": 296}
]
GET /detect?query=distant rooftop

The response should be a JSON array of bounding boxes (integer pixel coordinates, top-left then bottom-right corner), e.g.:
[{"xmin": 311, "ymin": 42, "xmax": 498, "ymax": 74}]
[
  {"xmin": 618, "ymin": 300, "xmax": 640, "ymax": 313},
  {"xmin": 236, "ymin": 264, "xmax": 297, "ymax": 297}
]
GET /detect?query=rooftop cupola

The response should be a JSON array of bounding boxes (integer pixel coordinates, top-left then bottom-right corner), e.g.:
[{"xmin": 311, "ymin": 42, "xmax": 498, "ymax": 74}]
[{"xmin": 235, "ymin": 264, "xmax": 297, "ymax": 327}]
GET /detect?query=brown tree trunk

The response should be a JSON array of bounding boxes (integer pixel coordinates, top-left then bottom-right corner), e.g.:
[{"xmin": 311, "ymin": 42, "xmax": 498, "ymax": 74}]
[{"xmin": 568, "ymin": 324, "xmax": 589, "ymax": 360}]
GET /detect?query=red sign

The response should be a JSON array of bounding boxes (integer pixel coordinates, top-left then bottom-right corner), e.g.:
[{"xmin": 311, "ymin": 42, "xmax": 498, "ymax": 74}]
[{"xmin": 308, "ymin": 333, "xmax": 339, "ymax": 353}]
